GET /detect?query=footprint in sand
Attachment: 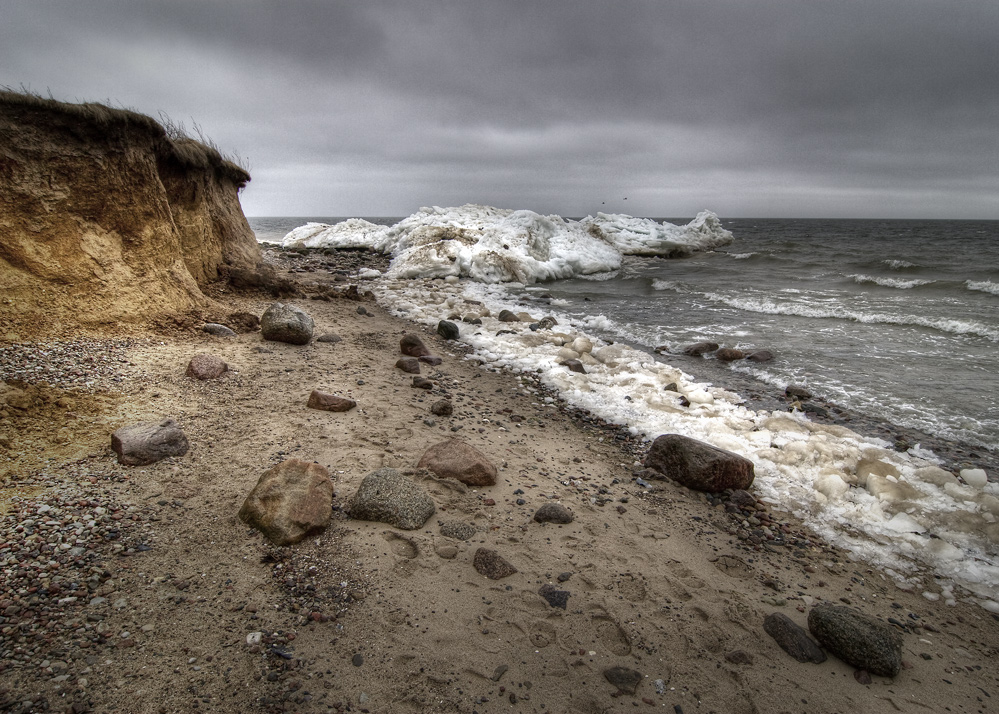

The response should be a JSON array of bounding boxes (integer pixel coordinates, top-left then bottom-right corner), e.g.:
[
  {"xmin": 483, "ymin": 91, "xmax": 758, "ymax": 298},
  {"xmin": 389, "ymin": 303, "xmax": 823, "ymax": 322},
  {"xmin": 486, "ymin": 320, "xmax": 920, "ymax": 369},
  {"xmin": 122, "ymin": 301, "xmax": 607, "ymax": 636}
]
[
  {"xmin": 712, "ymin": 554, "xmax": 754, "ymax": 579},
  {"xmin": 382, "ymin": 531, "xmax": 419, "ymax": 559},
  {"xmin": 593, "ymin": 615, "xmax": 631, "ymax": 656},
  {"xmin": 615, "ymin": 573, "xmax": 648, "ymax": 602},
  {"xmin": 529, "ymin": 620, "xmax": 557, "ymax": 648}
]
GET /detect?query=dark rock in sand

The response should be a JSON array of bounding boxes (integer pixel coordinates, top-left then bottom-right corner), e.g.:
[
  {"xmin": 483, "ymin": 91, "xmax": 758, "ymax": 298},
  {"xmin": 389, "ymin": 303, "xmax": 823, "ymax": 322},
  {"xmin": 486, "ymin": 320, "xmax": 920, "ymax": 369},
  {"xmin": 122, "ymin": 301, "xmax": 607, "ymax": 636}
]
[
  {"xmin": 418, "ymin": 355, "xmax": 443, "ymax": 366},
  {"xmin": 111, "ymin": 419, "xmax": 189, "ymax": 466},
  {"xmin": 430, "ymin": 399, "xmax": 454, "ymax": 416},
  {"xmin": 203, "ymin": 323, "xmax": 236, "ymax": 337},
  {"xmin": 714, "ymin": 347, "xmax": 746, "ymax": 361},
  {"xmin": 348, "ymin": 468, "xmax": 436, "ymax": 530},
  {"xmin": 316, "ymin": 332, "xmax": 342, "ymax": 344},
  {"xmin": 538, "ymin": 584, "xmax": 570, "ymax": 610},
  {"xmin": 728, "ymin": 489, "xmax": 758, "ymax": 510},
  {"xmin": 764, "ymin": 612, "xmax": 827, "ymax": 664},
  {"xmin": 603, "ymin": 666, "xmax": 642, "ymax": 695},
  {"xmin": 437, "ymin": 320, "xmax": 460, "ymax": 340},
  {"xmin": 186, "ymin": 354, "xmax": 228, "ymax": 380},
  {"xmin": 808, "ymin": 604, "xmax": 903, "ymax": 677},
  {"xmin": 412, "ymin": 376, "xmax": 434, "ymax": 389},
  {"xmin": 261, "ymin": 302, "xmax": 314, "ymax": 345},
  {"xmin": 238, "ymin": 458, "xmax": 333, "ymax": 546},
  {"xmin": 745, "ymin": 349, "xmax": 774, "ymax": 362},
  {"xmin": 396, "ymin": 357, "xmax": 421, "ymax": 374},
  {"xmin": 644, "ymin": 434, "xmax": 754, "ymax": 492},
  {"xmin": 560, "ymin": 359, "xmax": 586, "ymax": 374},
  {"xmin": 400, "ymin": 334, "xmax": 431, "ymax": 357},
  {"xmin": 306, "ymin": 390, "xmax": 356, "ymax": 412},
  {"xmin": 417, "ymin": 439, "xmax": 498, "ymax": 486},
  {"xmin": 473, "ymin": 548, "xmax": 517, "ymax": 579},
  {"xmin": 533, "ymin": 503, "xmax": 574, "ymax": 524},
  {"xmin": 785, "ymin": 385, "xmax": 812, "ymax": 400},
  {"xmin": 682, "ymin": 341, "xmax": 719, "ymax": 356},
  {"xmin": 498, "ymin": 309, "xmax": 520, "ymax": 322},
  {"xmin": 439, "ymin": 520, "xmax": 476, "ymax": 541}
]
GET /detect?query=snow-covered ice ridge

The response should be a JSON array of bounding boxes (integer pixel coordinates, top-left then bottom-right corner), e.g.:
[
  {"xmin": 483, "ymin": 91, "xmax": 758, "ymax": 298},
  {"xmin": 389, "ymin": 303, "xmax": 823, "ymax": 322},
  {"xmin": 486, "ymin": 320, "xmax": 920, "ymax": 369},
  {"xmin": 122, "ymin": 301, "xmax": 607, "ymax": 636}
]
[{"xmin": 282, "ymin": 204, "xmax": 733, "ymax": 283}]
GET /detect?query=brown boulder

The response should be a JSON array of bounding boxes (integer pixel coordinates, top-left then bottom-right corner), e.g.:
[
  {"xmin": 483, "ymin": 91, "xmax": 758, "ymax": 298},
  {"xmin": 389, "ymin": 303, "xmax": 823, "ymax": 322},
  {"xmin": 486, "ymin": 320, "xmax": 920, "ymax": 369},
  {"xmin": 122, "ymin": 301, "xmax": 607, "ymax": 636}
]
[
  {"xmin": 185, "ymin": 354, "xmax": 228, "ymax": 380},
  {"xmin": 238, "ymin": 458, "xmax": 334, "ymax": 546},
  {"xmin": 306, "ymin": 390, "xmax": 356, "ymax": 412},
  {"xmin": 560, "ymin": 359, "xmax": 586, "ymax": 374},
  {"xmin": 417, "ymin": 439, "xmax": 497, "ymax": 486},
  {"xmin": 714, "ymin": 348, "xmax": 746, "ymax": 361},
  {"xmin": 111, "ymin": 419, "xmax": 189, "ymax": 466},
  {"xmin": 644, "ymin": 434, "xmax": 754, "ymax": 492},
  {"xmin": 400, "ymin": 334, "xmax": 431, "ymax": 357}
]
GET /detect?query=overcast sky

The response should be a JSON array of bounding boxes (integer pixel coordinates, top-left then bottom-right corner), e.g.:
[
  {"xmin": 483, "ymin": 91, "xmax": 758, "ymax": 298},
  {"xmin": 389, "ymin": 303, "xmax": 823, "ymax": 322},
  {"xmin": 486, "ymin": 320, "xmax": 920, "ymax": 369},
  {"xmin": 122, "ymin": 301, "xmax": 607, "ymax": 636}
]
[{"xmin": 3, "ymin": 1, "xmax": 997, "ymax": 219}]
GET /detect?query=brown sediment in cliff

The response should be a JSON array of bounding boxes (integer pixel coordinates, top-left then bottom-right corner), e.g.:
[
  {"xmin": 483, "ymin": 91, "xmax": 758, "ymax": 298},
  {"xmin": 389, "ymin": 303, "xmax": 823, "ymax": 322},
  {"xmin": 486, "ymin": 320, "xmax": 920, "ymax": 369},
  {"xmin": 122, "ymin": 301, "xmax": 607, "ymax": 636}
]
[{"xmin": 0, "ymin": 91, "xmax": 261, "ymax": 340}]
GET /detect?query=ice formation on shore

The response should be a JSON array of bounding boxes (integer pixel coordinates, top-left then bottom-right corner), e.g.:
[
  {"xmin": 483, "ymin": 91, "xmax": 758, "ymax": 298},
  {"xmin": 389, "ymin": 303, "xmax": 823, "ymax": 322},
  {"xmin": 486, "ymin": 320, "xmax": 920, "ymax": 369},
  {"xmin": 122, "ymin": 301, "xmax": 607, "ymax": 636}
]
[{"xmin": 282, "ymin": 204, "xmax": 732, "ymax": 283}]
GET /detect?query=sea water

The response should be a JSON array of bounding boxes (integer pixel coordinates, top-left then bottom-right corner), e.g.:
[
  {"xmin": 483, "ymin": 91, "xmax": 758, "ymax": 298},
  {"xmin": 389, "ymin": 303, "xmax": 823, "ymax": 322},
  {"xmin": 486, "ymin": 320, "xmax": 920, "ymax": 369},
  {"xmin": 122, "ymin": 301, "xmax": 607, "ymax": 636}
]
[{"xmin": 250, "ymin": 210, "xmax": 999, "ymax": 609}]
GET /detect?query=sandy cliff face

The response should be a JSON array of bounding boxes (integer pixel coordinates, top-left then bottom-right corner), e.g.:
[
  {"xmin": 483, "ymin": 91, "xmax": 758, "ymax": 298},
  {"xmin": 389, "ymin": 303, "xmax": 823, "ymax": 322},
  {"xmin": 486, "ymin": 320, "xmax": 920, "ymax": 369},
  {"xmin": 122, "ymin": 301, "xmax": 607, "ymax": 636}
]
[{"xmin": 0, "ymin": 92, "xmax": 261, "ymax": 339}]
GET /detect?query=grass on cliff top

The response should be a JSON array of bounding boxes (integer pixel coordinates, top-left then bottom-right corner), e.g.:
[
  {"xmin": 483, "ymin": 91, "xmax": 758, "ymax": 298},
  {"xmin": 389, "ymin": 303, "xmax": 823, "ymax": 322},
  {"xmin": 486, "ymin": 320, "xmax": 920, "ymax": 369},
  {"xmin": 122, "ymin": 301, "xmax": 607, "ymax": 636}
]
[{"xmin": 0, "ymin": 88, "xmax": 250, "ymax": 187}]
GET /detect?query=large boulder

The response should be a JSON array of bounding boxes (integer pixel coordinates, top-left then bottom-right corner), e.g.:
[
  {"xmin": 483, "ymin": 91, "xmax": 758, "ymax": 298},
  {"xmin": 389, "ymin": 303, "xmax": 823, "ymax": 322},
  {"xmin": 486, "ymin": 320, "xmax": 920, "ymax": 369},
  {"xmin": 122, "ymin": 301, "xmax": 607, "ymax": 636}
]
[
  {"xmin": 261, "ymin": 302, "xmax": 314, "ymax": 345},
  {"xmin": 238, "ymin": 458, "xmax": 334, "ymax": 546},
  {"xmin": 348, "ymin": 468, "xmax": 436, "ymax": 530},
  {"xmin": 417, "ymin": 439, "xmax": 497, "ymax": 487},
  {"xmin": 644, "ymin": 434, "xmax": 754, "ymax": 492},
  {"xmin": 111, "ymin": 419, "xmax": 189, "ymax": 466},
  {"xmin": 808, "ymin": 604, "xmax": 903, "ymax": 677}
]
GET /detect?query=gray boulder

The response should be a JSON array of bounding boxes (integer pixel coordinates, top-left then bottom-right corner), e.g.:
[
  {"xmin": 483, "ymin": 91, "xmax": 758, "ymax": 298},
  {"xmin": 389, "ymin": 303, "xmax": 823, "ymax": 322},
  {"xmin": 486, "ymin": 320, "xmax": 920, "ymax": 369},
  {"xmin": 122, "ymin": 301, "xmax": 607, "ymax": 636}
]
[
  {"xmin": 348, "ymin": 468, "xmax": 436, "ymax": 530},
  {"xmin": 203, "ymin": 323, "xmax": 236, "ymax": 337},
  {"xmin": 763, "ymin": 612, "xmax": 826, "ymax": 663},
  {"xmin": 644, "ymin": 434, "xmax": 754, "ymax": 492},
  {"xmin": 533, "ymin": 503, "xmax": 574, "ymax": 524},
  {"xmin": 111, "ymin": 419, "xmax": 189, "ymax": 466},
  {"xmin": 238, "ymin": 458, "xmax": 334, "ymax": 546},
  {"xmin": 437, "ymin": 320, "xmax": 460, "ymax": 340},
  {"xmin": 261, "ymin": 302, "xmax": 314, "ymax": 345},
  {"xmin": 473, "ymin": 548, "xmax": 517, "ymax": 579},
  {"xmin": 808, "ymin": 604, "xmax": 903, "ymax": 677}
]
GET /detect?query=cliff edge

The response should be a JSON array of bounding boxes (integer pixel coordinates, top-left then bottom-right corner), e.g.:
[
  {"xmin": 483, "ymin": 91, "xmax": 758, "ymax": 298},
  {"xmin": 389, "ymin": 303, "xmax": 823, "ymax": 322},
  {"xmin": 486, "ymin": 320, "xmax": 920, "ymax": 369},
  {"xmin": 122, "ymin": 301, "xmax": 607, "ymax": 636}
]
[{"xmin": 0, "ymin": 91, "xmax": 262, "ymax": 339}]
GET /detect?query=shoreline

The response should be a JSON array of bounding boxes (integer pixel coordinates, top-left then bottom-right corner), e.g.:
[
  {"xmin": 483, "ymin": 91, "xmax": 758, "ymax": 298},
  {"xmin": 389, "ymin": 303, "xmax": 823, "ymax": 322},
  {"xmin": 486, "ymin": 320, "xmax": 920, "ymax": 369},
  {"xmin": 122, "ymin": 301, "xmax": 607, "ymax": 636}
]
[
  {"xmin": 1, "ymin": 249, "xmax": 998, "ymax": 712},
  {"xmin": 264, "ymin": 242, "xmax": 999, "ymax": 478}
]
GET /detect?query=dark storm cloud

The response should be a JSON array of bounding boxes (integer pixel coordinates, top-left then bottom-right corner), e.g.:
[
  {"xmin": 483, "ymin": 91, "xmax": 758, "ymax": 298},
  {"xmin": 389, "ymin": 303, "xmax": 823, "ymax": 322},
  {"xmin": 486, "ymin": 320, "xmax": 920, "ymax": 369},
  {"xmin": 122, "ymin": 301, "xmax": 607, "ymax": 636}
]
[{"xmin": 2, "ymin": 1, "xmax": 997, "ymax": 217}]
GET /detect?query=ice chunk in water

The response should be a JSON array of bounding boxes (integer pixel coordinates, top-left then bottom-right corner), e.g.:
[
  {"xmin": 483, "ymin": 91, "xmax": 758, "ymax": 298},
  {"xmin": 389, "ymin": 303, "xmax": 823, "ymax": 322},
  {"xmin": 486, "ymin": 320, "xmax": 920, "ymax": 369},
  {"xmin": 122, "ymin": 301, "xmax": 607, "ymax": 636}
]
[{"xmin": 961, "ymin": 468, "xmax": 988, "ymax": 489}]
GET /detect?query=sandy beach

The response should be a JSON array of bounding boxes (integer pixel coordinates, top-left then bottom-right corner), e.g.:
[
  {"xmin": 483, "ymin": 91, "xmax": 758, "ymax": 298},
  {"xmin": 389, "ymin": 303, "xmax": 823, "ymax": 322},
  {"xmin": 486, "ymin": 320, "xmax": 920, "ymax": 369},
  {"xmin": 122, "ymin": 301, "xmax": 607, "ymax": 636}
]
[{"xmin": 2, "ymin": 252, "xmax": 998, "ymax": 714}]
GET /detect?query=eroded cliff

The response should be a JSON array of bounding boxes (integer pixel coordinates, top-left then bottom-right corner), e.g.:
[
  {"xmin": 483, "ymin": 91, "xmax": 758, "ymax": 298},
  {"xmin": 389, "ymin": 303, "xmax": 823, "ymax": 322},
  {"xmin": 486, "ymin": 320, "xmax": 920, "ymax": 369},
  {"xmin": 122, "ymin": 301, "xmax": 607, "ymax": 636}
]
[{"xmin": 0, "ymin": 92, "xmax": 261, "ymax": 339}]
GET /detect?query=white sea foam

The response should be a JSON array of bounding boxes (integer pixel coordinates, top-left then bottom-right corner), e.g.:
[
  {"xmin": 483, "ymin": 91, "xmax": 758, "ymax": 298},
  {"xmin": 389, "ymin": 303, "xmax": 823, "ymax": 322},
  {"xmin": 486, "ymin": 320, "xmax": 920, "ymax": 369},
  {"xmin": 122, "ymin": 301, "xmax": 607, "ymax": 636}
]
[
  {"xmin": 702, "ymin": 293, "xmax": 999, "ymax": 342},
  {"xmin": 851, "ymin": 274, "xmax": 934, "ymax": 289},
  {"xmin": 967, "ymin": 280, "xmax": 999, "ymax": 296},
  {"xmin": 883, "ymin": 259, "xmax": 918, "ymax": 269},
  {"xmin": 281, "ymin": 205, "xmax": 731, "ymax": 284},
  {"xmin": 370, "ymin": 274, "xmax": 999, "ymax": 608},
  {"xmin": 729, "ymin": 252, "xmax": 757, "ymax": 260}
]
